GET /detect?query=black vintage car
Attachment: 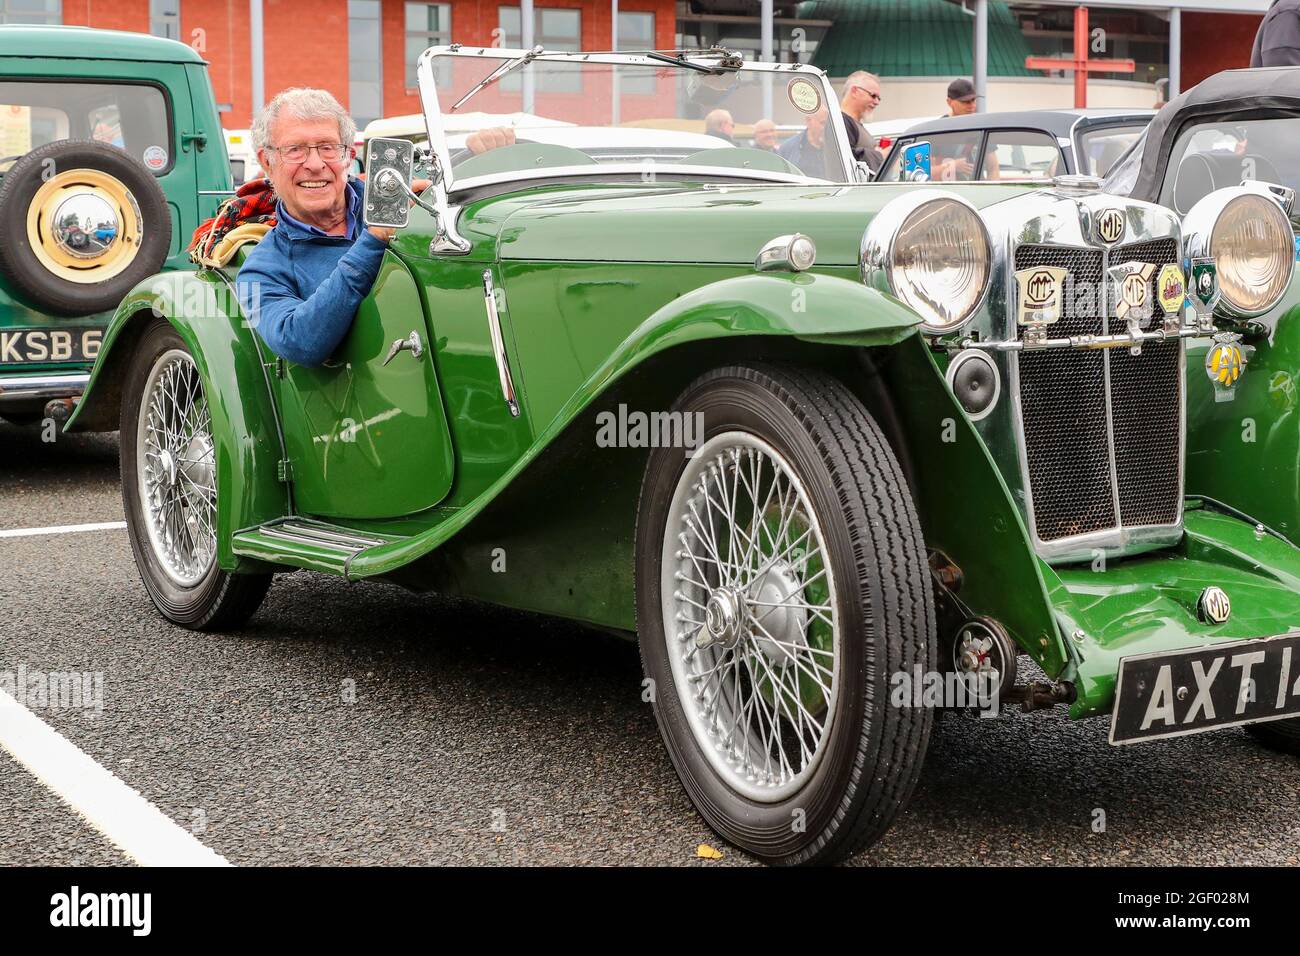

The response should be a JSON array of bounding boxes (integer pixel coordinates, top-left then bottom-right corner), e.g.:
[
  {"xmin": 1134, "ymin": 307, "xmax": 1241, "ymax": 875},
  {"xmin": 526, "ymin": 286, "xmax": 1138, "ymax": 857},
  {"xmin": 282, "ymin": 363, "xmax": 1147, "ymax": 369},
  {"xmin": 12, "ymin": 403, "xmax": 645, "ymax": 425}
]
[{"xmin": 876, "ymin": 108, "xmax": 1153, "ymax": 183}]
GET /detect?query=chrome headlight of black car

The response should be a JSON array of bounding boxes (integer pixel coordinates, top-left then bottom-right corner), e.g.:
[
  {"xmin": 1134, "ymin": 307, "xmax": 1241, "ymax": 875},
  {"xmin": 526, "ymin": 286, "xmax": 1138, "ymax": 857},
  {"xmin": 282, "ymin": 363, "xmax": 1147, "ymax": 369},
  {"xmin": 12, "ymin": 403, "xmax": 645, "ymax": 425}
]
[
  {"xmin": 1183, "ymin": 184, "xmax": 1295, "ymax": 319},
  {"xmin": 860, "ymin": 191, "xmax": 992, "ymax": 335}
]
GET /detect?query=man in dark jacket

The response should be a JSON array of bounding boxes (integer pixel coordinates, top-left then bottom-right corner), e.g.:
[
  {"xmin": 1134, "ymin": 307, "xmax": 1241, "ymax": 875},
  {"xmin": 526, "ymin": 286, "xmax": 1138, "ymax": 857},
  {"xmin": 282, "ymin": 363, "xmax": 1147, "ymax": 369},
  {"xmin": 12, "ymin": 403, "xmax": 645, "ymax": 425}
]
[{"xmin": 1252, "ymin": 0, "xmax": 1300, "ymax": 67}]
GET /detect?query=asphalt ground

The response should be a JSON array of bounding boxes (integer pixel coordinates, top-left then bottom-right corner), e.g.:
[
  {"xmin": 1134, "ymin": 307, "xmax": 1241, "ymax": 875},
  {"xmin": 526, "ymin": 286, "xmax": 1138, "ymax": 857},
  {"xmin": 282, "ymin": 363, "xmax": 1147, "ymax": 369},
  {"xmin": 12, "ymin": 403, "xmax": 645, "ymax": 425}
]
[{"xmin": 1, "ymin": 420, "xmax": 1297, "ymax": 866}]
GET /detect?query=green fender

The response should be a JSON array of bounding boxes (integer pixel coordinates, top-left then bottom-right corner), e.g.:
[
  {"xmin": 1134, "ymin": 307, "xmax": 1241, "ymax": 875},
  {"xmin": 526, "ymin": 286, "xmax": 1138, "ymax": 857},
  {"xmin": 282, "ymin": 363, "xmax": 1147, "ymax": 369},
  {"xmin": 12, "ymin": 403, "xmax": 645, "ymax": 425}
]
[
  {"xmin": 65, "ymin": 271, "xmax": 287, "ymax": 570},
  {"xmin": 346, "ymin": 270, "xmax": 924, "ymax": 578}
]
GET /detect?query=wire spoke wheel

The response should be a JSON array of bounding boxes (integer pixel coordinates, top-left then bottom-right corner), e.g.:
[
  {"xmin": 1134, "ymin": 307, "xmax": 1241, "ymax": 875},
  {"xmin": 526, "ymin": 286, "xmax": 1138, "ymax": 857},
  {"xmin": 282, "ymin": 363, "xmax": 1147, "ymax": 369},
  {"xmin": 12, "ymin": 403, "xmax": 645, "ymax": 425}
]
[
  {"xmin": 136, "ymin": 348, "xmax": 217, "ymax": 587},
  {"xmin": 663, "ymin": 432, "xmax": 839, "ymax": 803}
]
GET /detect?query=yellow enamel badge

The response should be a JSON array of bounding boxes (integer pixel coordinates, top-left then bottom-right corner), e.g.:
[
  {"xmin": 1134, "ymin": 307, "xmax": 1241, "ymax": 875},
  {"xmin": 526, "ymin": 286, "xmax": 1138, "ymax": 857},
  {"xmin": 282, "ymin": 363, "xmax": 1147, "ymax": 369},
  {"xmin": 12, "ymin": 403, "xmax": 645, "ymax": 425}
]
[{"xmin": 1157, "ymin": 263, "xmax": 1186, "ymax": 316}]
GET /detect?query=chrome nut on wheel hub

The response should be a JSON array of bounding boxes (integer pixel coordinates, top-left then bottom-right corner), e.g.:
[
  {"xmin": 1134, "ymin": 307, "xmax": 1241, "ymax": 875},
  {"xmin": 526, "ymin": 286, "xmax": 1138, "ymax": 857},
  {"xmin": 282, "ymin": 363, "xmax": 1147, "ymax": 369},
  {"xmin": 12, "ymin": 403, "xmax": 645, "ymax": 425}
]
[{"xmin": 699, "ymin": 587, "xmax": 745, "ymax": 649}]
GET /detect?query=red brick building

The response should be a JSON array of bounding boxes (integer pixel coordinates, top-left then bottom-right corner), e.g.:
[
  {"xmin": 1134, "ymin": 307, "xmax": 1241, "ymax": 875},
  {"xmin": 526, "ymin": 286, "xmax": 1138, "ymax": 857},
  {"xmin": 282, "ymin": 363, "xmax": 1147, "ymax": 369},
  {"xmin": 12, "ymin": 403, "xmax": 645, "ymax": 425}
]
[{"xmin": 59, "ymin": 0, "xmax": 675, "ymax": 129}]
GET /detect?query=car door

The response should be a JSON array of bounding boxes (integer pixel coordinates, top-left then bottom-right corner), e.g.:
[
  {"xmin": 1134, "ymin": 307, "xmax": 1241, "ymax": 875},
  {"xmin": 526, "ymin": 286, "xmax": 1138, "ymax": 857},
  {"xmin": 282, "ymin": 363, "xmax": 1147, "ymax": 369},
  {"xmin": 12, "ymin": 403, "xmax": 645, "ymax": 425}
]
[{"xmin": 266, "ymin": 253, "xmax": 456, "ymax": 520}]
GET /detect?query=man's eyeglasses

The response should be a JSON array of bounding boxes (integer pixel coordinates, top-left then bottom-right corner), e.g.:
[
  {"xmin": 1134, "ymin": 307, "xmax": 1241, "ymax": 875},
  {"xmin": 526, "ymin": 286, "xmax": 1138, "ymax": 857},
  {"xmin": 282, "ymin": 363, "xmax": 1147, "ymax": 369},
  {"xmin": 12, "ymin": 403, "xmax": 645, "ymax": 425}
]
[
  {"xmin": 269, "ymin": 143, "xmax": 352, "ymax": 164},
  {"xmin": 852, "ymin": 85, "xmax": 883, "ymax": 103}
]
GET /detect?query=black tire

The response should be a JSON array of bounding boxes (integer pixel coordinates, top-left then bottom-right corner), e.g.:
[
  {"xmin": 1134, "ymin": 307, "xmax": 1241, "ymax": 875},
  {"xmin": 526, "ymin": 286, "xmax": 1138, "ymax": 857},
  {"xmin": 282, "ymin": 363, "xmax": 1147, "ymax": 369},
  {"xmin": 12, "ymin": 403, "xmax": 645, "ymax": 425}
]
[
  {"xmin": 635, "ymin": 363, "xmax": 936, "ymax": 865},
  {"xmin": 120, "ymin": 319, "xmax": 271, "ymax": 630},
  {"xmin": 1247, "ymin": 718, "xmax": 1300, "ymax": 756},
  {"xmin": 0, "ymin": 139, "xmax": 170, "ymax": 317}
]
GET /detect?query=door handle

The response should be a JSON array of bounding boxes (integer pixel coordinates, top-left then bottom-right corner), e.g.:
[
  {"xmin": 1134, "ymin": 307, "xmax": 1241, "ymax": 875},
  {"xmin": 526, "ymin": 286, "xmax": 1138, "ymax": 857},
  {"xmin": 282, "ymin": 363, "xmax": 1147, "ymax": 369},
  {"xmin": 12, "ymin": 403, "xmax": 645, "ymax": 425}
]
[{"xmin": 382, "ymin": 330, "xmax": 424, "ymax": 365}]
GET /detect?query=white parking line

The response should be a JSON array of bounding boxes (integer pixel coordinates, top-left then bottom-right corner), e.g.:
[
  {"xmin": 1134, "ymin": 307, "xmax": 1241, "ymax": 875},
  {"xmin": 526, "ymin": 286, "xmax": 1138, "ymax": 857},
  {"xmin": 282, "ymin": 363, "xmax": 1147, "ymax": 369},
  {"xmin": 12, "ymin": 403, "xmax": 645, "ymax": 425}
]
[
  {"xmin": 0, "ymin": 687, "xmax": 230, "ymax": 867},
  {"xmin": 0, "ymin": 521, "xmax": 126, "ymax": 539}
]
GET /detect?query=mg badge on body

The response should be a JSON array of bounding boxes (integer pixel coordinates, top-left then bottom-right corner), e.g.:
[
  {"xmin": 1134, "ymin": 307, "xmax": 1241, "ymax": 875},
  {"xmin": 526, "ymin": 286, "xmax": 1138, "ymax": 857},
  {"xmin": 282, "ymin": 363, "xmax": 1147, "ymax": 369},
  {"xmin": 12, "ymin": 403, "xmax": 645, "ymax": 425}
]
[
  {"xmin": 1094, "ymin": 207, "xmax": 1126, "ymax": 246},
  {"xmin": 1197, "ymin": 586, "xmax": 1232, "ymax": 625}
]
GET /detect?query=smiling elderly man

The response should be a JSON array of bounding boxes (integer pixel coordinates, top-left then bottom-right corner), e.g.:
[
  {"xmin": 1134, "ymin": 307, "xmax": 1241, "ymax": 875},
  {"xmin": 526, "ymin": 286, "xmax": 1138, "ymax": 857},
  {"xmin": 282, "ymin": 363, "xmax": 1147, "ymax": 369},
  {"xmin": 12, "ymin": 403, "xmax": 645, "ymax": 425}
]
[{"xmin": 234, "ymin": 88, "xmax": 398, "ymax": 367}]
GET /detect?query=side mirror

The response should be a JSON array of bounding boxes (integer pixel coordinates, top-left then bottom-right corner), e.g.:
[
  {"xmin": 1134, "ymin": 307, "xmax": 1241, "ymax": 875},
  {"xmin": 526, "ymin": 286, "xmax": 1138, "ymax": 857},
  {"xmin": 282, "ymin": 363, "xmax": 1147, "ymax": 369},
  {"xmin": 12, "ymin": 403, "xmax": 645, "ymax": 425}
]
[
  {"xmin": 363, "ymin": 137, "xmax": 415, "ymax": 229},
  {"xmin": 903, "ymin": 141, "xmax": 932, "ymax": 183}
]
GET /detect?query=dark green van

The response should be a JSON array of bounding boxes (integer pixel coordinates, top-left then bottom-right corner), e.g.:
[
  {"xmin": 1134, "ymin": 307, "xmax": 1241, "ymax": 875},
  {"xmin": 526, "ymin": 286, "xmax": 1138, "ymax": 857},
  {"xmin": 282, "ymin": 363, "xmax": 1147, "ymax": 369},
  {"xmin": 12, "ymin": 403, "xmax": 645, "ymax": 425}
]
[{"xmin": 0, "ymin": 25, "xmax": 231, "ymax": 427}]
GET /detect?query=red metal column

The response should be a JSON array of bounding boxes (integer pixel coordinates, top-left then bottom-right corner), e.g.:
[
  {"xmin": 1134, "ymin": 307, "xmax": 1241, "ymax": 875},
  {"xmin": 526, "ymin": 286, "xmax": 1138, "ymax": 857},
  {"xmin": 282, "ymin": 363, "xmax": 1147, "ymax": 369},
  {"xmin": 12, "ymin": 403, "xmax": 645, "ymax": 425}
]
[{"xmin": 1074, "ymin": 5, "xmax": 1089, "ymax": 108}]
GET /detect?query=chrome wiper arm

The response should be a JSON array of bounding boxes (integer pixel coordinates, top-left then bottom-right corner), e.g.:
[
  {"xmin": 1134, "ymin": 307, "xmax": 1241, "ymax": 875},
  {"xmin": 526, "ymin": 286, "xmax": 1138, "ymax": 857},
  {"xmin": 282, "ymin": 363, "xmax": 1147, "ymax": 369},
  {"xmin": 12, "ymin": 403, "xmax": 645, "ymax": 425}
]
[
  {"xmin": 449, "ymin": 45, "xmax": 544, "ymax": 112},
  {"xmin": 644, "ymin": 50, "xmax": 743, "ymax": 74}
]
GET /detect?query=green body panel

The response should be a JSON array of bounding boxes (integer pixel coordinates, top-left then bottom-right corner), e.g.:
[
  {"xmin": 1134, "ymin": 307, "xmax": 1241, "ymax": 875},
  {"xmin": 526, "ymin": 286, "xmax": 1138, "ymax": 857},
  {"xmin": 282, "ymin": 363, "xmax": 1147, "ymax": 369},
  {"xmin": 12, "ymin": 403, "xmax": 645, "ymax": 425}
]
[
  {"xmin": 1049, "ymin": 507, "xmax": 1300, "ymax": 718},
  {"xmin": 265, "ymin": 256, "xmax": 457, "ymax": 519},
  {"xmin": 486, "ymin": 181, "xmax": 1029, "ymax": 267},
  {"xmin": 0, "ymin": 27, "xmax": 231, "ymax": 387},
  {"xmin": 1185, "ymin": 276, "xmax": 1300, "ymax": 546},
  {"xmin": 65, "ymin": 272, "xmax": 287, "ymax": 566}
]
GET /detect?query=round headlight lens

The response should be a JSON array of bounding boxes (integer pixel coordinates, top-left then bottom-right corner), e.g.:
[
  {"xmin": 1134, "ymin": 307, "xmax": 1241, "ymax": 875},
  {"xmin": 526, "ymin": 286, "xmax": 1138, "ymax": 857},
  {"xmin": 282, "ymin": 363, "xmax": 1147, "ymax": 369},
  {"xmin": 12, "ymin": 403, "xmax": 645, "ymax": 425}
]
[
  {"xmin": 1211, "ymin": 193, "xmax": 1293, "ymax": 317},
  {"xmin": 889, "ymin": 198, "xmax": 991, "ymax": 333}
]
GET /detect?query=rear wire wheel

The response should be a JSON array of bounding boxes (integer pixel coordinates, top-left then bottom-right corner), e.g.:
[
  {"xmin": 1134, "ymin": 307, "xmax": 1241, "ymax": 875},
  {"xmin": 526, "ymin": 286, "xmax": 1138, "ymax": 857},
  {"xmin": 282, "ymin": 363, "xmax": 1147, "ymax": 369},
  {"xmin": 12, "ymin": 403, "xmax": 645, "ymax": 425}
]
[
  {"xmin": 120, "ymin": 319, "xmax": 271, "ymax": 629},
  {"xmin": 636, "ymin": 363, "xmax": 937, "ymax": 865}
]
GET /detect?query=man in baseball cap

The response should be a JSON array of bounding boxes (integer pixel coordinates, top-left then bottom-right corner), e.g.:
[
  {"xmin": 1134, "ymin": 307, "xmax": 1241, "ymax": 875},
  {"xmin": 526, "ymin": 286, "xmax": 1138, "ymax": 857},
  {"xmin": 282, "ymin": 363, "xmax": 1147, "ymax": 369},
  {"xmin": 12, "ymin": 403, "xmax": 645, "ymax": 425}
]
[{"xmin": 945, "ymin": 78, "xmax": 979, "ymax": 116}]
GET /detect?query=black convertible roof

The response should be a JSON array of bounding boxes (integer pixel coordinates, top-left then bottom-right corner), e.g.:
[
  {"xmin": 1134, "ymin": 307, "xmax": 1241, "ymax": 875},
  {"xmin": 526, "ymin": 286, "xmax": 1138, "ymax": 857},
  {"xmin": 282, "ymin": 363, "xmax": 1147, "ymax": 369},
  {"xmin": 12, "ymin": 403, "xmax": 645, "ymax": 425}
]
[
  {"xmin": 900, "ymin": 108, "xmax": 1151, "ymax": 141},
  {"xmin": 1131, "ymin": 66, "xmax": 1300, "ymax": 201}
]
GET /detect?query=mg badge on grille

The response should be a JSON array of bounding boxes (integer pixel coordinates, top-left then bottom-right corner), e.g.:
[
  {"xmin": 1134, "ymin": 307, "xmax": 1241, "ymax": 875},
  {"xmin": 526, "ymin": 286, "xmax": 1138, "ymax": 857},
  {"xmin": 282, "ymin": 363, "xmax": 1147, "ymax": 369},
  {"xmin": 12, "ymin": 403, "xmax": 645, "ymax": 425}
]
[
  {"xmin": 1014, "ymin": 266, "xmax": 1067, "ymax": 326},
  {"xmin": 1094, "ymin": 207, "xmax": 1126, "ymax": 246},
  {"xmin": 1197, "ymin": 586, "xmax": 1232, "ymax": 625},
  {"xmin": 1110, "ymin": 261, "xmax": 1156, "ymax": 354}
]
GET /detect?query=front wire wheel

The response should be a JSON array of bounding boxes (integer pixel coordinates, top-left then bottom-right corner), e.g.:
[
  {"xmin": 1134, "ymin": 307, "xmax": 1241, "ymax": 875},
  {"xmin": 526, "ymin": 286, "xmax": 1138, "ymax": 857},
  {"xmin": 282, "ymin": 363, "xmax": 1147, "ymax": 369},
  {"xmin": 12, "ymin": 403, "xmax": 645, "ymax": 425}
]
[
  {"xmin": 121, "ymin": 319, "xmax": 271, "ymax": 630},
  {"xmin": 666, "ymin": 433, "xmax": 840, "ymax": 802},
  {"xmin": 637, "ymin": 363, "xmax": 936, "ymax": 865}
]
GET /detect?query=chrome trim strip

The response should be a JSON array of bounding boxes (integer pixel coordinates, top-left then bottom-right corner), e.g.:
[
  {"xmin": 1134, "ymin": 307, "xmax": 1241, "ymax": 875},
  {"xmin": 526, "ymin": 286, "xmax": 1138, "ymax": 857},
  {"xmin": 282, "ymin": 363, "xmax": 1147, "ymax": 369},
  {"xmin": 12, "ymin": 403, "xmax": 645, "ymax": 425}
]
[
  {"xmin": 277, "ymin": 521, "xmax": 387, "ymax": 549},
  {"xmin": 481, "ymin": 270, "xmax": 520, "ymax": 418},
  {"xmin": 0, "ymin": 372, "xmax": 89, "ymax": 404},
  {"xmin": 258, "ymin": 526, "xmax": 369, "ymax": 554},
  {"xmin": 1100, "ymin": 245, "xmax": 1125, "ymax": 544}
]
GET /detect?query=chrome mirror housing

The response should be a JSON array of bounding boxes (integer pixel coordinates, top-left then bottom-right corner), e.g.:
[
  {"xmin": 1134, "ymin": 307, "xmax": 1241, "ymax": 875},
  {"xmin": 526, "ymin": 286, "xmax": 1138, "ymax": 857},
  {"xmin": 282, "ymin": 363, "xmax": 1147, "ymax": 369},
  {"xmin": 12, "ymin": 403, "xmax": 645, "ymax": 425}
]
[{"xmin": 363, "ymin": 137, "xmax": 415, "ymax": 229}]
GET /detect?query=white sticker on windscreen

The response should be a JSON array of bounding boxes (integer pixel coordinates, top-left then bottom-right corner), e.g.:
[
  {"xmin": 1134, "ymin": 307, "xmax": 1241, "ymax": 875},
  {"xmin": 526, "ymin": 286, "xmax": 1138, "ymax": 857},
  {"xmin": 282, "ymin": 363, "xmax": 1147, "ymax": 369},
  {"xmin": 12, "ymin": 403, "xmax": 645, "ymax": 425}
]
[
  {"xmin": 788, "ymin": 78, "xmax": 822, "ymax": 114},
  {"xmin": 143, "ymin": 145, "xmax": 168, "ymax": 170}
]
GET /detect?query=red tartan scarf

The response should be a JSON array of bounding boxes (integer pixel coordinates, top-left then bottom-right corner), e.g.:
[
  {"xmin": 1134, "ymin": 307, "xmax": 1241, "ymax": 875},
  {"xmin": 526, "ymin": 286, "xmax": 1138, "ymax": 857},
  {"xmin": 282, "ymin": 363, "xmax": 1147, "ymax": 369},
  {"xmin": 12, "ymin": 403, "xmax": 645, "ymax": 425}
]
[{"xmin": 188, "ymin": 177, "xmax": 279, "ymax": 260}]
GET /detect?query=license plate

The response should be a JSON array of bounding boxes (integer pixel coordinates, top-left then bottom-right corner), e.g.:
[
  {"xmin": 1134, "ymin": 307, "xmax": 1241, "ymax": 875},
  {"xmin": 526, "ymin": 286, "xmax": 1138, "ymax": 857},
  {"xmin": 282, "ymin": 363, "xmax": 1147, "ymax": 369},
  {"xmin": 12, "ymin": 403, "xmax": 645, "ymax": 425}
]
[
  {"xmin": 1110, "ymin": 631, "xmax": 1300, "ymax": 744},
  {"xmin": 0, "ymin": 328, "xmax": 103, "ymax": 365}
]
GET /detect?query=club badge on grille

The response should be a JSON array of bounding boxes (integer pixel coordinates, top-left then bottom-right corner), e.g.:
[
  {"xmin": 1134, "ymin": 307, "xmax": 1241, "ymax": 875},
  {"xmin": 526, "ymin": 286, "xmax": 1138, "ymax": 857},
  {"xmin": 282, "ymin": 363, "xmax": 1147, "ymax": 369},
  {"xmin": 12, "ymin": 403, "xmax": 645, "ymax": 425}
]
[
  {"xmin": 1014, "ymin": 266, "xmax": 1067, "ymax": 326},
  {"xmin": 1197, "ymin": 586, "xmax": 1232, "ymax": 625},
  {"xmin": 1190, "ymin": 257, "xmax": 1220, "ymax": 315},
  {"xmin": 1109, "ymin": 261, "xmax": 1156, "ymax": 355},
  {"xmin": 1094, "ymin": 207, "xmax": 1126, "ymax": 246},
  {"xmin": 1205, "ymin": 331, "xmax": 1248, "ymax": 402},
  {"xmin": 1157, "ymin": 264, "xmax": 1186, "ymax": 316}
]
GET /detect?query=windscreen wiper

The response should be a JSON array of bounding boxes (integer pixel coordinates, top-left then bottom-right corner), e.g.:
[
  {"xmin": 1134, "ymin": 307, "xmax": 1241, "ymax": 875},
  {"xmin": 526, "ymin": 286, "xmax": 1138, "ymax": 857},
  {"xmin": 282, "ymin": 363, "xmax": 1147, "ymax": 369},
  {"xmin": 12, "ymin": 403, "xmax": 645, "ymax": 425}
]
[
  {"xmin": 644, "ymin": 50, "xmax": 743, "ymax": 74},
  {"xmin": 449, "ymin": 45, "xmax": 544, "ymax": 112}
]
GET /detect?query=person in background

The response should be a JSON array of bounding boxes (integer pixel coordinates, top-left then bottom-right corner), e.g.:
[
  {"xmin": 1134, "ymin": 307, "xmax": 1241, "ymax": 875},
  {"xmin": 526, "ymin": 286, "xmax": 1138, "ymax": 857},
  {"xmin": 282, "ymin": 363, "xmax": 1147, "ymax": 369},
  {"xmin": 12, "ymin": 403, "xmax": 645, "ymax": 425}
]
[
  {"xmin": 778, "ymin": 105, "xmax": 831, "ymax": 179},
  {"xmin": 945, "ymin": 78, "xmax": 979, "ymax": 117},
  {"xmin": 752, "ymin": 119, "xmax": 779, "ymax": 152},
  {"xmin": 705, "ymin": 109, "xmax": 735, "ymax": 144},
  {"xmin": 1252, "ymin": 0, "xmax": 1300, "ymax": 66},
  {"xmin": 839, "ymin": 70, "xmax": 885, "ymax": 173}
]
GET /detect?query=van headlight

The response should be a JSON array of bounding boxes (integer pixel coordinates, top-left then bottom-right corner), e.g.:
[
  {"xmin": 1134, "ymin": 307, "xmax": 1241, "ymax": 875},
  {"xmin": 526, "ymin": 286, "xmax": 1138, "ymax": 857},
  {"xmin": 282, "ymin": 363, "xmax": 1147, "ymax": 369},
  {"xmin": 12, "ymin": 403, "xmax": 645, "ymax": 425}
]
[
  {"xmin": 861, "ymin": 192, "xmax": 992, "ymax": 334},
  {"xmin": 1183, "ymin": 186, "xmax": 1294, "ymax": 319}
]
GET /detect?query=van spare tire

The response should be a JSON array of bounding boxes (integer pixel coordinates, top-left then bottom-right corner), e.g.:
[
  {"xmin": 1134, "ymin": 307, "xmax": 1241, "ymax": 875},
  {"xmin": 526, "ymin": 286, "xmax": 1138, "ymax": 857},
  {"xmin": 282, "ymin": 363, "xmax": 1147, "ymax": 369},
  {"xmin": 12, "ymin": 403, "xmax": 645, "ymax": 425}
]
[{"xmin": 0, "ymin": 139, "xmax": 170, "ymax": 317}]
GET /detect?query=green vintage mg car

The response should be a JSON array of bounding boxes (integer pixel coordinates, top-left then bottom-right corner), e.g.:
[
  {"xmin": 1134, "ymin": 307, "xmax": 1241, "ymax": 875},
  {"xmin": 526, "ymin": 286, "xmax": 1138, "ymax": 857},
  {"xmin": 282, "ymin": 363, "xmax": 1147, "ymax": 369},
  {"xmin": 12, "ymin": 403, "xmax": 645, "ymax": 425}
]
[
  {"xmin": 68, "ymin": 47, "xmax": 1300, "ymax": 865},
  {"xmin": 0, "ymin": 26, "xmax": 231, "ymax": 426}
]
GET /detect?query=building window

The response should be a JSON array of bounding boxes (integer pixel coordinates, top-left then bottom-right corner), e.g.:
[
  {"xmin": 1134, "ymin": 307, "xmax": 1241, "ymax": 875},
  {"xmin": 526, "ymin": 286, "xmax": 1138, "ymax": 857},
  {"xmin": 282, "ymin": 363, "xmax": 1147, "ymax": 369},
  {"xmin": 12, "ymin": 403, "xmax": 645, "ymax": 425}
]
[
  {"xmin": 150, "ymin": 0, "xmax": 180, "ymax": 40},
  {"xmin": 0, "ymin": 0, "xmax": 61, "ymax": 24},
  {"xmin": 498, "ymin": 6, "xmax": 582, "ymax": 92},
  {"xmin": 405, "ymin": 3, "xmax": 451, "ymax": 90},
  {"xmin": 348, "ymin": 0, "xmax": 383, "ymax": 130},
  {"xmin": 617, "ymin": 11, "xmax": 655, "ymax": 93}
]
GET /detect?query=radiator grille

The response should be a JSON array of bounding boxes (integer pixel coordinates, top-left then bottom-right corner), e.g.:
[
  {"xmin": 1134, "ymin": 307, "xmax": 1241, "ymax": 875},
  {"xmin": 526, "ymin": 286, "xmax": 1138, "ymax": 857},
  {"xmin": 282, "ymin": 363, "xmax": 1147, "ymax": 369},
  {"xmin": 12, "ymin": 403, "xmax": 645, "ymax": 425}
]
[
  {"xmin": 1110, "ymin": 238, "xmax": 1182, "ymax": 528},
  {"xmin": 1012, "ymin": 238, "xmax": 1182, "ymax": 545},
  {"xmin": 1014, "ymin": 245, "xmax": 1114, "ymax": 541}
]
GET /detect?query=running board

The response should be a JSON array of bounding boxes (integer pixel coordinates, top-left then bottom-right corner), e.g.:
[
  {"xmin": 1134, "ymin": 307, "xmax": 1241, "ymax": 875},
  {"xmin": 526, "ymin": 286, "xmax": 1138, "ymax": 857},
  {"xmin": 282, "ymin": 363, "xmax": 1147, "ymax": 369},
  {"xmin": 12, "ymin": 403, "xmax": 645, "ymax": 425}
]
[{"xmin": 232, "ymin": 518, "xmax": 402, "ymax": 576}]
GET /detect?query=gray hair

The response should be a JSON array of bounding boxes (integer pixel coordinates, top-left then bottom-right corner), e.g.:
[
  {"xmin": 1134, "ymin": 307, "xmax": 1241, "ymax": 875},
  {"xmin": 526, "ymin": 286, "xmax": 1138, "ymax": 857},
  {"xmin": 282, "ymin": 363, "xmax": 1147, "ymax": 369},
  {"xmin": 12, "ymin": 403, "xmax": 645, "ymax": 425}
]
[
  {"xmin": 251, "ymin": 87, "xmax": 357, "ymax": 156},
  {"xmin": 842, "ymin": 71, "xmax": 878, "ymax": 96}
]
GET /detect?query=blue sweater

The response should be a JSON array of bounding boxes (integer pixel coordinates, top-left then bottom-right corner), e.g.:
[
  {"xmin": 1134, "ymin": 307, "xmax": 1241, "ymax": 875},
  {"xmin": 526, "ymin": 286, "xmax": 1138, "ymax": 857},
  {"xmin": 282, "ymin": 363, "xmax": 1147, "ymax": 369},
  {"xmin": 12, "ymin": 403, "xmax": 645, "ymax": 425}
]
[{"xmin": 236, "ymin": 179, "xmax": 389, "ymax": 367}]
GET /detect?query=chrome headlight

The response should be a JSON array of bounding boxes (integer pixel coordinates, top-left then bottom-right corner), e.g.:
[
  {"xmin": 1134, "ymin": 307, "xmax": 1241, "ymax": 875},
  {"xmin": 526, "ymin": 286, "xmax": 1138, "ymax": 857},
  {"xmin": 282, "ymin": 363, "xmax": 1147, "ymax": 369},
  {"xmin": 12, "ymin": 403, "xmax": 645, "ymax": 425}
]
[
  {"xmin": 1183, "ymin": 186, "xmax": 1294, "ymax": 319},
  {"xmin": 861, "ymin": 191, "xmax": 992, "ymax": 334}
]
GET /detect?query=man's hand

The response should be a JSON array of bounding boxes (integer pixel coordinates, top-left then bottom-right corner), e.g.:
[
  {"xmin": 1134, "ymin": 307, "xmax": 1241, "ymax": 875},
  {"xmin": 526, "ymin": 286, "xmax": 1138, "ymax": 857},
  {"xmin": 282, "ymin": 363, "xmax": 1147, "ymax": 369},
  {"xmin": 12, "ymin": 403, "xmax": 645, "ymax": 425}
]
[
  {"xmin": 367, "ymin": 178, "xmax": 436, "ymax": 242},
  {"xmin": 466, "ymin": 127, "xmax": 516, "ymax": 155}
]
